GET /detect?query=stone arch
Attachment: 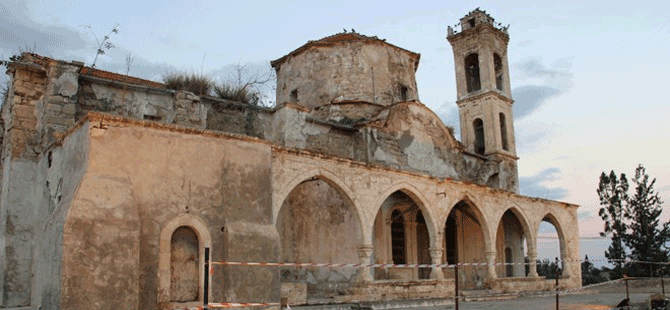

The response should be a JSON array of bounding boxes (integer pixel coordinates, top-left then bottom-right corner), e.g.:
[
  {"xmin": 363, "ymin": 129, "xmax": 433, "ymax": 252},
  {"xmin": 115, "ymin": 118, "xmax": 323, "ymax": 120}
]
[
  {"xmin": 537, "ymin": 211, "xmax": 568, "ymax": 275},
  {"xmin": 465, "ymin": 53, "xmax": 481, "ymax": 92},
  {"xmin": 438, "ymin": 193, "xmax": 492, "ymax": 250},
  {"xmin": 371, "ymin": 182, "xmax": 437, "ymax": 280},
  {"xmin": 441, "ymin": 194, "xmax": 492, "ymax": 288},
  {"xmin": 493, "ymin": 206, "xmax": 534, "ymax": 278},
  {"xmin": 494, "ymin": 206, "xmax": 535, "ymax": 255},
  {"xmin": 275, "ymin": 170, "xmax": 365, "ymax": 299},
  {"xmin": 273, "ymin": 168, "xmax": 364, "ymax": 242},
  {"xmin": 158, "ymin": 214, "xmax": 213, "ymax": 306},
  {"xmin": 370, "ymin": 182, "xmax": 438, "ymax": 246}
]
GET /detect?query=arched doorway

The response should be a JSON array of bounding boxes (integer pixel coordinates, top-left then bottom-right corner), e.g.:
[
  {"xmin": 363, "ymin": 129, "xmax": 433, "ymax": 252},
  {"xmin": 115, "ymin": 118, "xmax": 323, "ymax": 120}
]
[
  {"xmin": 373, "ymin": 191, "xmax": 431, "ymax": 280},
  {"xmin": 276, "ymin": 177, "xmax": 362, "ymax": 299},
  {"xmin": 444, "ymin": 200, "xmax": 487, "ymax": 289},
  {"xmin": 495, "ymin": 209, "xmax": 528, "ymax": 278}
]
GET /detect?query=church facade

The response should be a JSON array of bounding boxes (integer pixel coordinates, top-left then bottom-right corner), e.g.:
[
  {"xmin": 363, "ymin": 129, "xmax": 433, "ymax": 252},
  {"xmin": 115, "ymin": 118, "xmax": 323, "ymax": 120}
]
[{"xmin": 0, "ymin": 9, "xmax": 580, "ymax": 310}]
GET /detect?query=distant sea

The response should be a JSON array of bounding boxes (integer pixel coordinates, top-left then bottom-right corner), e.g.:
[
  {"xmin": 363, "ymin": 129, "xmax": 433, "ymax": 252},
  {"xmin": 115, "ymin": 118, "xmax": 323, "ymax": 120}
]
[{"xmin": 536, "ymin": 238, "xmax": 612, "ymax": 268}]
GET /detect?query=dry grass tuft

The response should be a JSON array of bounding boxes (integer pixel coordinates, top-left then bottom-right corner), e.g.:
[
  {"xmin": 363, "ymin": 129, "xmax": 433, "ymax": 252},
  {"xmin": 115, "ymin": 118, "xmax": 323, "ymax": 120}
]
[
  {"xmin": 213, "ymin": 83, "xmax": 261, "ymax": 106},
  {"xmin": 162, "ymin": 71, "xmax": 214, "ymax": 96}
]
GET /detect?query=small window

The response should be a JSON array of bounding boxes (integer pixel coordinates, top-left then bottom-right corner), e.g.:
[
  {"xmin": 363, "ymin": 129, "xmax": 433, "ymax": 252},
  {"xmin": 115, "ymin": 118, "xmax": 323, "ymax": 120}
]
[
  {"xmin": 399, "ymin": 84, "xmax": 408, "ymax": 101},
  {"xmin": 494, "ymin": 53, "xmax": 504, "ymax": 91},
  {"xmin": 465, "ymin": 54, "xmax": 481, "ymax": 93},
  {"xmin": 290, "ymin": 89, "xmax": 298, "ymax": 102},
  {"xmin": 391, "ymin": 210, "xmax": 406, "ymax": 264},
  {"xmin": 468, "ymin": 18, "xmax": 475, "ymax": 28},
  {"xmin": 144, "ymin": 115, "xmax": 162, "ymax": 121},
  {"xmin": 499, "ymin": 113, "xmax": 509, "ymax": 151},
  {"xmin": 473, "ymin": 118, "xmax": 485, "ymax": 155}
]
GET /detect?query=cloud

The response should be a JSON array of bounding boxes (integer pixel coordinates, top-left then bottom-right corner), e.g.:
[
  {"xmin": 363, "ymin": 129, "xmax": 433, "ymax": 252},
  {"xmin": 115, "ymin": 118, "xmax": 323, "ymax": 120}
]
[
  {"xmin": 435, "ymin": 102, "xmax": 460, "ymax": 140},
  {"xmin": 512, "ymin": 85, "xmax": 560, "ymax": 119},
  {"xmin": 0, "ymin": 2, "xmax": 88, "ymax": 55},
  {"xmin": 519, "ymin": 167, "xmax": 569, "ymax": 200},
  {"xmin": 511, "ymin": 58, "xmax": 573, "ymax": 120}
]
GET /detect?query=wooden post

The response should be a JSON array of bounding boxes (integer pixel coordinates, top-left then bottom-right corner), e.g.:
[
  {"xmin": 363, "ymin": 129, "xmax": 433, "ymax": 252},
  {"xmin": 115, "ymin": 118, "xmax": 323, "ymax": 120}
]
[
  {"xmin": 204, "ymin": 247, "xmax": 210, "ymax": 309},
  {"xmin": 281, "ymin": 297, "xmax": 288, "ymax": 309},
  {"xmin": 555, "ymin": 257, "xmax": 559, "ymax": 310},
  {"xmin": 662, "ymin": 277, "xmax": 665, "ymax": 295},
  {"xmin": 625, "ymin": 277, "xmax": 629, "ymax": 301},
  {"xmin": 455, "ymin": 264, "xmax": 459, "ymax": 310}
]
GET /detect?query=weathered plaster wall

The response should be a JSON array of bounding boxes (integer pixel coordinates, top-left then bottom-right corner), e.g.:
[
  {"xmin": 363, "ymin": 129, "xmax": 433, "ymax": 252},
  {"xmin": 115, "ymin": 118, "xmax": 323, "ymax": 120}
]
[
  {"xmin": 77, "ymin": 80, "xmax": 207, "ymax": 129},
  {"xmin": 0, "ymin": 62, "xmax": 47, "ymax": 308},
  {"xmin": 275, "ymin": 43, "xmax": 418, "ymax": 109},
  {"xmin": 36, "ymin": 123, "xmax": 90, "ymax": 310},
  {"xmin": 60, "ymin": 117, "xmax": 279, "ymax": 309},
  {"xmin": 204, "ymin": 98, "xmax": 273, "ymax": 139}
]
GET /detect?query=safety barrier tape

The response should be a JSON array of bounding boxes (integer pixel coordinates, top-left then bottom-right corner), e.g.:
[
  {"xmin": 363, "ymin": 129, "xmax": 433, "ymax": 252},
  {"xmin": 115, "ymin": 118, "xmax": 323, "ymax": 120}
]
[{"xmin": 210, "ymin": 258, "xmax": 670, "ymax": 269}]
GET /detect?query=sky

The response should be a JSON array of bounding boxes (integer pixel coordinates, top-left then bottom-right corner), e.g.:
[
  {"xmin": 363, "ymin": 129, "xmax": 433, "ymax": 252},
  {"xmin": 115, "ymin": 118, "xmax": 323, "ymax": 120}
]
[{"xmin": 2, "ymin": 0, "xmax": 670, "ymax": 265}]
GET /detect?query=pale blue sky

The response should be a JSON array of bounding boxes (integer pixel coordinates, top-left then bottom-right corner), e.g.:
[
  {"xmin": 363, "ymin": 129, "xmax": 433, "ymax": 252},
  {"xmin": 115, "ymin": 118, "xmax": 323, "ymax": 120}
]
[{"xmin": 2, "ymin": 0, "xmax": 670, "ymax": 263}]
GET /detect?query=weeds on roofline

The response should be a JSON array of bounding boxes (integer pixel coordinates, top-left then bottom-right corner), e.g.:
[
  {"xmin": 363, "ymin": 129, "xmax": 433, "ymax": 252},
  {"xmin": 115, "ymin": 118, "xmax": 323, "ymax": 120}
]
[
  {"xmin": 213, "ymin": 83, "xmax": 261, "ymax": 105},
  {"xmin": 162, "ymin": 71, "xmax": 214, "ymax": 97}
]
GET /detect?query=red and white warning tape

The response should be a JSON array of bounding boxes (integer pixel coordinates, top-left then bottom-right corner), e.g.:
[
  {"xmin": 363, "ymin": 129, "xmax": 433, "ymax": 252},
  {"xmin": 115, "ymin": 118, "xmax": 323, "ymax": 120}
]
[{"xmin": 210, "ymin": 258, "xmax": 670, "ymax": 269}]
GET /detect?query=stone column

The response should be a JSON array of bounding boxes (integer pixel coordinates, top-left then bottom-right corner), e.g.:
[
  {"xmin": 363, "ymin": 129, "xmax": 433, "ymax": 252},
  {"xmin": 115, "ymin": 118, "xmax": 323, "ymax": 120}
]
[
  {"xmin": 485, "ymin": 251, "xmax": 498, "ymax": 280},
  {"xmin": 429, "ymin": 247, "xmax": 444, "ymax": 280},
  {"xmin": 527, "ymin": 250, "xmax": 538, "ymax": 277},
  {"xmin": 355, "ymin": 244, "xmax": 374, "ymax": 283}
]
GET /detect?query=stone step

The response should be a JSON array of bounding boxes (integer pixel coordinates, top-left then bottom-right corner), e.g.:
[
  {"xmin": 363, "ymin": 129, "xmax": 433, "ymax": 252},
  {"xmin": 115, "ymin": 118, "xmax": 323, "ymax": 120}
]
[
  {"xmin": 459, "ymin": 289, "xmax": 519, "ymax": 302},
  {"xmin": 291, "ymin": 297, "xmax": 455, "ymax": 310}
]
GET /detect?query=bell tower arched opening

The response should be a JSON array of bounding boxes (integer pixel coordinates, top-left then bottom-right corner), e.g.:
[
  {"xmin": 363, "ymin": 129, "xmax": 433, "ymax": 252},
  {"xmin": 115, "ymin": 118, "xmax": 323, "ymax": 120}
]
[{"xmin": 465, "ymin": 54, "xmax": 481, "ymax": 93}]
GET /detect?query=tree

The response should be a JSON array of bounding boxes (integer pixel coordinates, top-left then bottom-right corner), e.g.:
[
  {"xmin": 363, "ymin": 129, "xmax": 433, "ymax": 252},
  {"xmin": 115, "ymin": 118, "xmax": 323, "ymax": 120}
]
[
  {"xmin": 536, "ymin": 258, "xmax": 561, "ymax": 279},
  {"xmin": 624, "ymin": 165, "xmax": 670, "ymax": 277},
  {"xmin": 597, "ymin": 170, "xmax": 629, "ymax": 278},
  {"xmin": 82, "ymin": 24, "xmax": 120, "ymax": 68}
]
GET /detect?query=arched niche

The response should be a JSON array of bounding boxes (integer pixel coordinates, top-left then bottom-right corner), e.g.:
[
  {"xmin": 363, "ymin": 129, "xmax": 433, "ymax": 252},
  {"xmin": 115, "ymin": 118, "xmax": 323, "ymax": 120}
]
[
  {"xmin": 276, "ymin": 175, "xmax": 363, "ymax": 299},
  {"xmin": 157, "ymin": 214, "xmax": 212, "ymax": 307}
]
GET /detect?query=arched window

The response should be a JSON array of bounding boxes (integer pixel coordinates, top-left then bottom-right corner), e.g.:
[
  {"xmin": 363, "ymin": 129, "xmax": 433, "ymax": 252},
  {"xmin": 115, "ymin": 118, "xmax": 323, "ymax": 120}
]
[
  {"xmin": 494, "ymin": 53, "xmax": 504, "ymax": 91},
  {"xmin": 473, "ymin": 118, "xmax": 485, "ymax": 155},
  {"xmin": 171, "ymin": 226, "xmax": 199, "ymax": 302},
  {"xmin": 499, "ymin": 113, "xmax": 509, "ymax": 151},
  {"xmin": 465, "ymin": 54, "xmax": 481, "ymax": 93},
  {"xmin": 391, "ymin": 210, "xmax": 406, "ymax": 264}
]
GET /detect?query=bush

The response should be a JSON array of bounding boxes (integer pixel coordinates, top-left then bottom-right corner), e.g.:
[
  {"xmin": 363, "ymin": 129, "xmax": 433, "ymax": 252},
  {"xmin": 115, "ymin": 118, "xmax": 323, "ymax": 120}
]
[
  {"xmin": 213, "ymin": 83, "xmax": 261, "ymax": 106},
  {"xmin": 162, "ymin": 71, "xmax": 213, "ymax": 96}
]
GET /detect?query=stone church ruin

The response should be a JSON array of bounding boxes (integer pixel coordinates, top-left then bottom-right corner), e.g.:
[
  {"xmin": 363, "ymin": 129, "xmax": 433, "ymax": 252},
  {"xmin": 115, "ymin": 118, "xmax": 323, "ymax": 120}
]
[{"xmin": 0, "ymin": 9, "xmax": 580, "ymax": 310}]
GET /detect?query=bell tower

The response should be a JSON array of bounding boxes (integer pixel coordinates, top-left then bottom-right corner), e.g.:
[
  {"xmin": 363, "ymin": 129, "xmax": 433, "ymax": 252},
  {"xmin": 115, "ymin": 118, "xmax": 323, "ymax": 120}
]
[
  {"xmin": 448, "ymin": 9, "xmax": 519, "ymax": 192},
  {"xmin": 448, "ymin": 9, "xmax": 517, "ymax": 159}
]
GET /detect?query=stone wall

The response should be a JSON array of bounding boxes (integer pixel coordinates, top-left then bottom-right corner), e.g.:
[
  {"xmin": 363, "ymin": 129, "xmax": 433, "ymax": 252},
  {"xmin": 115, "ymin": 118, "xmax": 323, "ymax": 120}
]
[{"xmin": 274, "ymin": 41, "xmax": 419, "ymax": 109}]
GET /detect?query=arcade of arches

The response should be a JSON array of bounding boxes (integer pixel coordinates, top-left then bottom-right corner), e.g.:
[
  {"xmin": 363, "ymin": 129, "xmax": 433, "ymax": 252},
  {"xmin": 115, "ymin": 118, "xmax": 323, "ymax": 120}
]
[{"xmin": 272, "ymin": 152, "xmax": 581, "ymax": 299}]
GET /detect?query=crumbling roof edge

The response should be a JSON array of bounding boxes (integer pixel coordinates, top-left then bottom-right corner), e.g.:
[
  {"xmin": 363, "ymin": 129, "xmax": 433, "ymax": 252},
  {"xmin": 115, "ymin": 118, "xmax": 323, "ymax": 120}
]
[{"xmin": 271, "ymin": 32, "xmax": 421, "ymax": 72}]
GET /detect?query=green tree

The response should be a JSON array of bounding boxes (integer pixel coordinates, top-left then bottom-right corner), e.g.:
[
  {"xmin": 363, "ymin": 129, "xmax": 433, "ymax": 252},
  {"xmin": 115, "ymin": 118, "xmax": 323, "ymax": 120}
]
[
  {"xmin": 536, "ymin": 258, "xmax": 561, "ymax": 279},
  {"xmin": 597, "ymin": 170, "xmax": 629, "ymax": 278},
  {"xmin": 624, "ymin": 164, "xmax": 670, "ymax": 277}
]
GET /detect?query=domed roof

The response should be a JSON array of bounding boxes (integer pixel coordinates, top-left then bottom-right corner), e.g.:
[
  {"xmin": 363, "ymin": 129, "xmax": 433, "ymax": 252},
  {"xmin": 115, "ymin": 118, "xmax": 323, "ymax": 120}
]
[{"xmin": 271, "ymin": 31, "xmax": 421, "ymax": 72}]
